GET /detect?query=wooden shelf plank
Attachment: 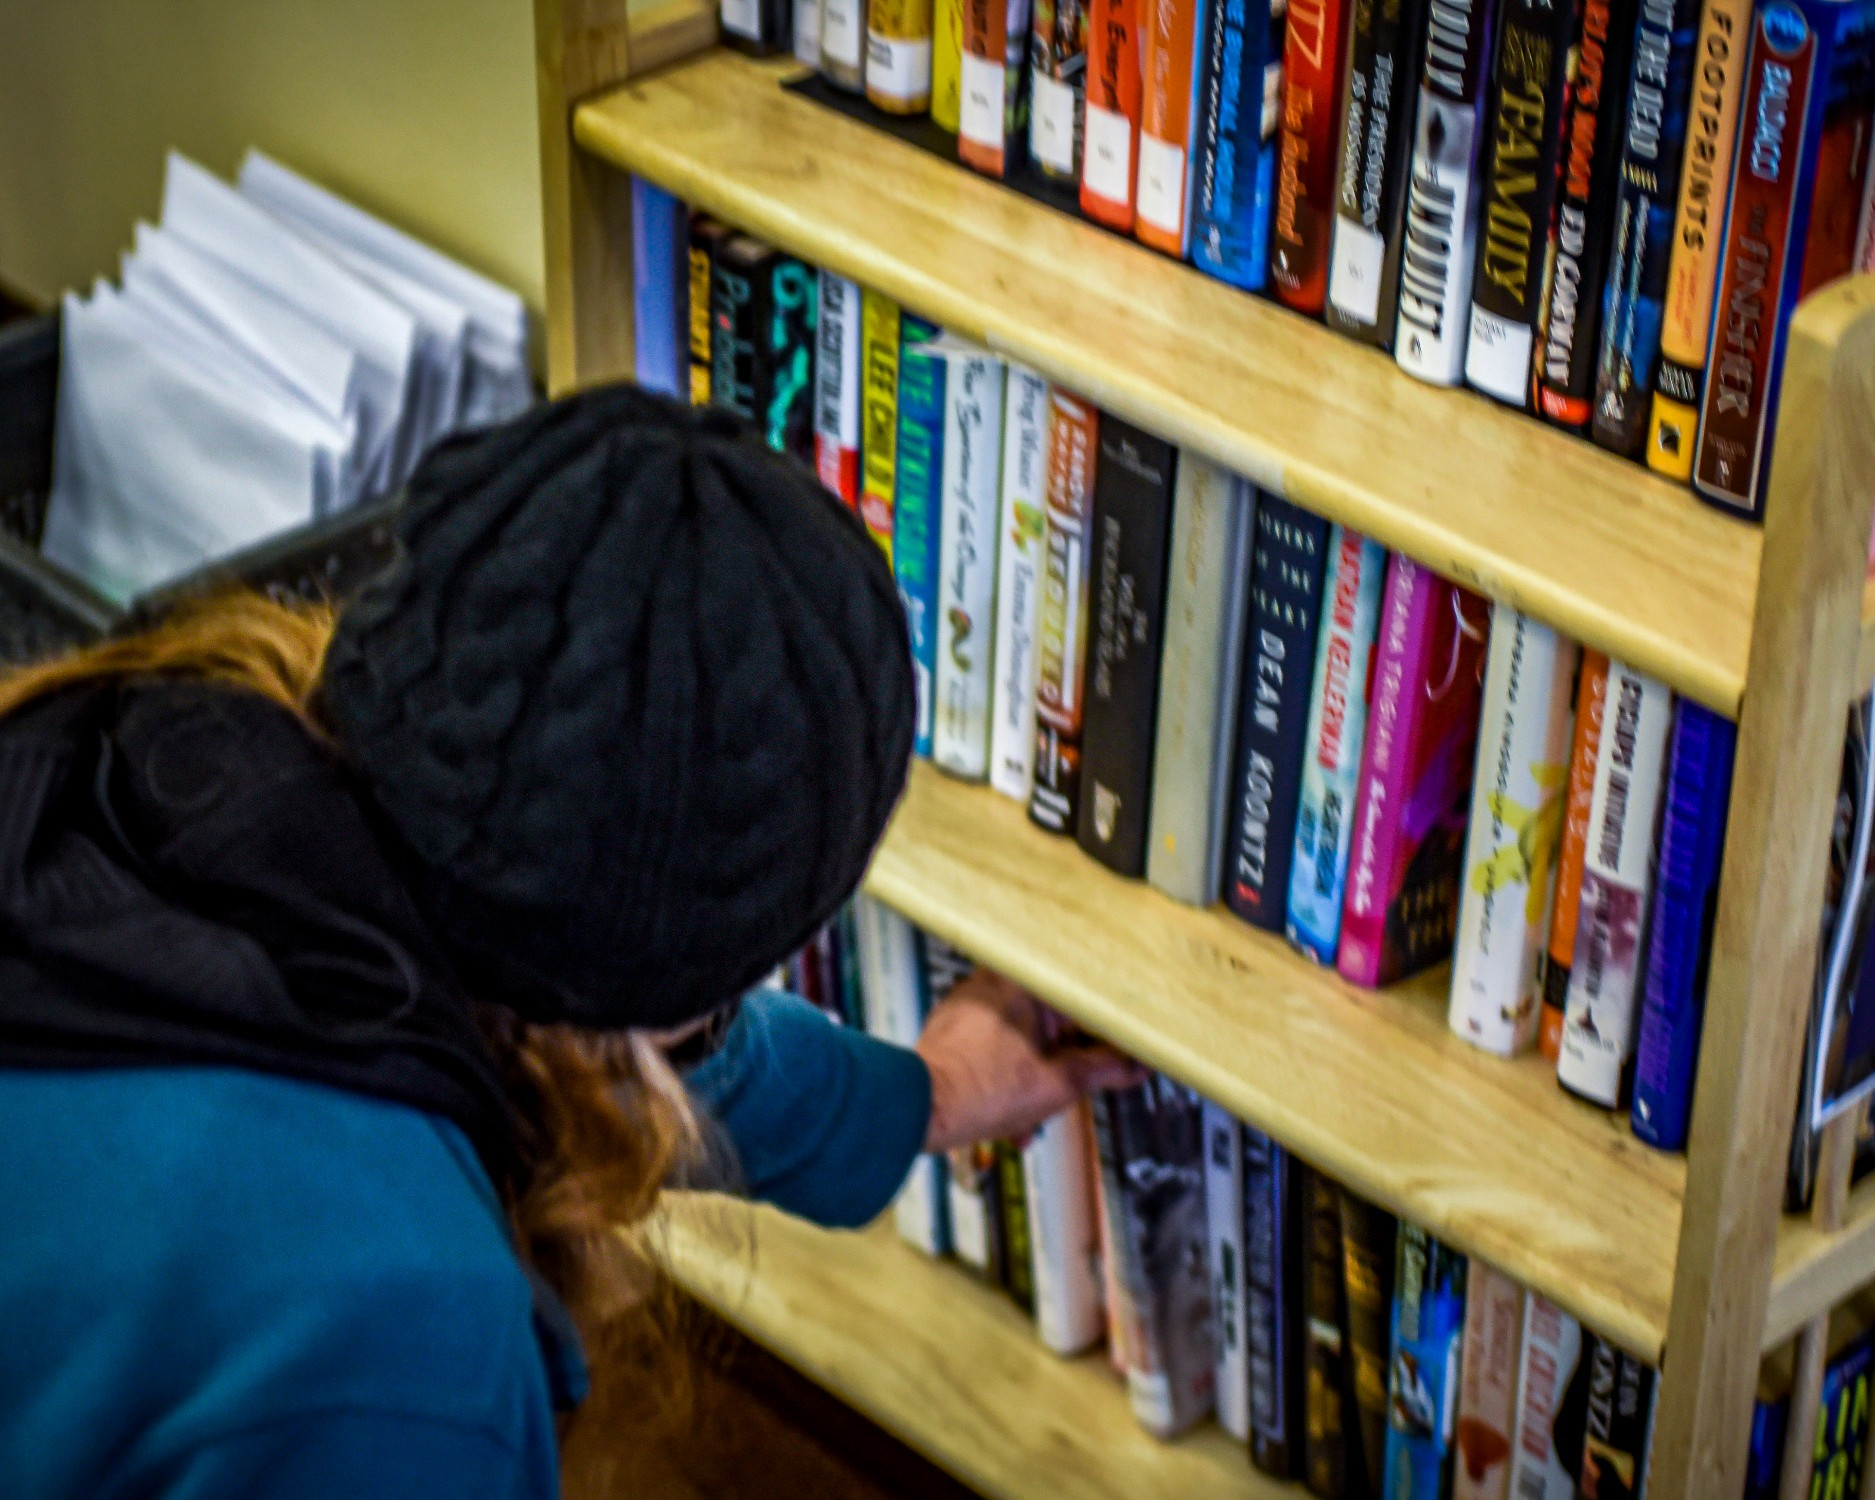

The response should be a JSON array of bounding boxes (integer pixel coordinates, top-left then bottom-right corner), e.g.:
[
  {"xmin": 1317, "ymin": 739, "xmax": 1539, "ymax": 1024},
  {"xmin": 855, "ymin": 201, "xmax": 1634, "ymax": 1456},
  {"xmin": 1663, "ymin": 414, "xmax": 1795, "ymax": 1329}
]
[
  {"xmin": 860, "ymin": 762, "xmax": 1686, "ymax": 1361},
  {"xmin": 658, "ymin": 1194, "xmax": 1280, "ymax": 1500},
  {"xmin": 1767, "ymin": 1174, "xmax": 1875, "ymax": 1352},
  {"xmin": 575, "ymin": 48, "xmax": 1762, "ymax": 716}
]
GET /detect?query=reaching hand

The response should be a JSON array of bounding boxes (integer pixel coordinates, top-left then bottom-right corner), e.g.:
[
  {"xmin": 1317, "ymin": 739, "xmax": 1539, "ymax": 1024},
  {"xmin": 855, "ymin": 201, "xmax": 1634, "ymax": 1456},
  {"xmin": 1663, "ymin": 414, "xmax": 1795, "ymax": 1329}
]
[{"xmin": 915, "ymin": 968, "xmax": 1143, "ymax": 1154}]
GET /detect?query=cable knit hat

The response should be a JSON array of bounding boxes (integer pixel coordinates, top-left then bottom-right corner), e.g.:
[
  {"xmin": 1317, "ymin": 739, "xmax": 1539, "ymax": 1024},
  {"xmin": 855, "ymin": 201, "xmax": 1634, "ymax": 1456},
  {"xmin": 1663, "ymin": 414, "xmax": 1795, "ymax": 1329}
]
[{"xmin": 321, "ymin": 384, "xmax": 915, "ymax": 1031}]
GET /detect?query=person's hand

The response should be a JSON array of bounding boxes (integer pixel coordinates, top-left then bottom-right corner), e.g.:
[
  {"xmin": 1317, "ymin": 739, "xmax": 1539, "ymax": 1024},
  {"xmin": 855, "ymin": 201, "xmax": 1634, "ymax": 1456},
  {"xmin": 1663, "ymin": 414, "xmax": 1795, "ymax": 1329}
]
[{"xmin": 915, "ymin": 967, "xmax": 1143, "ymax": 1153}]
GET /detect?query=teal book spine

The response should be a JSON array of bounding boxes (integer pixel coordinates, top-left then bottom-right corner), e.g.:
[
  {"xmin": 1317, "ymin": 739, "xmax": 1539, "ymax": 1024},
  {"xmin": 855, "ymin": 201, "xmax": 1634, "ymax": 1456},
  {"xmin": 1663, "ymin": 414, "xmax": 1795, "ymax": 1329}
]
[{"xmin": 893, "ymin": 316, "xmax": 946, "ymax": 758}]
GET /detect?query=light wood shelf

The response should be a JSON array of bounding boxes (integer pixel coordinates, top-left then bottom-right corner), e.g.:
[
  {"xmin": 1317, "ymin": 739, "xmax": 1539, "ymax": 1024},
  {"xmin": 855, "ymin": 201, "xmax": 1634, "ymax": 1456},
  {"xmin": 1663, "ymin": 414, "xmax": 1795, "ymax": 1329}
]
[
  {"xmin": 1768, "ymin": 1173, "xmax": 1875, "ymax": 1352},
  {"xmin": 575, "ymin": 48, "xmax": 1765, "ymax": 716},
  {"xmin": 657, "ymin": 1193, "xmax": 1277, "ymax": 1500}
]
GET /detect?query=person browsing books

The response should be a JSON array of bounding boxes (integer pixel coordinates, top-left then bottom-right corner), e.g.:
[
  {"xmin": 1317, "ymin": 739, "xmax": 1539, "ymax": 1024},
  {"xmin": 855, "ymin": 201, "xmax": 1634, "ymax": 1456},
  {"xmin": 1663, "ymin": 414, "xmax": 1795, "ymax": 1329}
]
[{"xmin": 0, "ymin": 385, "xmax": 1135, "ymax": 1500}]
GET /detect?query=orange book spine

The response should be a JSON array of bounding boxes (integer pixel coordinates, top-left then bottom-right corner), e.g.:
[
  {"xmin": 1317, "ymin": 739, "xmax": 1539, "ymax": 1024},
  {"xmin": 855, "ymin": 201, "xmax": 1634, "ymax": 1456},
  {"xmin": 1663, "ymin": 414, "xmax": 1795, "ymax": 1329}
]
[
  {"xmin": 959, "ymin": 0, "xmax": 1014, "ymax": 174},
  {"xmin": 1539, "ymin": 649, "xmax": 1608, "ymax": 1061},
  {"xmin": 1079, "ymin": 0, "xmax": 1142, "ymax": 229},
  {"xmin": 1134, "ymin": 0, "xmax": 1200, "ymax": 254}
]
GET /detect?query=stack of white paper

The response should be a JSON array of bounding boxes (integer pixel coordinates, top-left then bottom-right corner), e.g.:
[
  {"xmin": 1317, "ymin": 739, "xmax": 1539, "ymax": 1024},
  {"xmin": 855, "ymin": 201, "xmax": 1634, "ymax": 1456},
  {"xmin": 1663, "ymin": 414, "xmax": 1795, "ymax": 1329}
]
[{"xmin": 42, "ymin": 151, "xmax": 531, "ymax": 604}]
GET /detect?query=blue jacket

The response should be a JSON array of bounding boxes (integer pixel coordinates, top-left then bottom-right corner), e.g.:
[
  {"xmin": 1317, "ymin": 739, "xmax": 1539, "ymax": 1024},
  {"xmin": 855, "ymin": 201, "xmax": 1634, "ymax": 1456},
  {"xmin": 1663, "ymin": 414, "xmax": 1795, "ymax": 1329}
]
[{"xmin": 0, "ymin": 990, "xmax": 930, "ymax": 1500}]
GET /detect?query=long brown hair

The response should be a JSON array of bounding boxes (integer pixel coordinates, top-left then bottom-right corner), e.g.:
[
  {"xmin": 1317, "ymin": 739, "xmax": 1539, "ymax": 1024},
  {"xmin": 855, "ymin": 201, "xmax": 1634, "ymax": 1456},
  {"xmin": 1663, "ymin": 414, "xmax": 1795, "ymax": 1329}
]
[{"xmin": 0, "ymin": 591, "xmax": 701, "ymax": 1468}]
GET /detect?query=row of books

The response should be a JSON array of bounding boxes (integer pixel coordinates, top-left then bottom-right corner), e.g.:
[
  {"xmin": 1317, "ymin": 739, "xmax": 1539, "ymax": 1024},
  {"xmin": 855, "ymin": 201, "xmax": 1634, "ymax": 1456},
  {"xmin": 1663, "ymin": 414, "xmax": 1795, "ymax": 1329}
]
[
  {"xmin": 720, "ymin": 0, "xmax": 1875, "ymax": 522},
  {"xmin": 647, "ymin": 194, "xmax": 1875, "ymax": 1193},
  {"xmin": 803, "ymin": 896, "xmax": 1872, "ymax": 1498}
]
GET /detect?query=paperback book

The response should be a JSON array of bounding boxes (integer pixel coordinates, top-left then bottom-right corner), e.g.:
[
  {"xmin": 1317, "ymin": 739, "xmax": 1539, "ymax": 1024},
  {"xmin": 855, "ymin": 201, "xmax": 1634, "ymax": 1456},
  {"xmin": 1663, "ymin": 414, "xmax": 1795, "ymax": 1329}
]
[
  {"xmin": 1269, "ymin": 0, "xmax": 1351, "ymax": 312},
  {"xmin": 1246, "ymin": 1125, "xmax": 1306, "ymax": 1477},
  {"xmin": 630, "ymin": 179, "xmax": 688, "ymax": 401},
  {"xmin": 1577, "ymin": 1336, "xmax": 1656, "ymax": 1500},
  {"xmin": 1029, "ymin": 0, "xmax": 1090, "ymax": 177},
  {"xmin": 1136, "ymin": 0, "xmax": 1208, "ymax": 255},
  {"xmin": 1024, "ymin": 1098, "xmax": 1106, "ymax": 1353},
  {"xmin": 814, "ymin": 270, "xmax": 864, "ymax": 504},
  {"xmin": 1541, "ymin": 650, "xmax": 1609, "ymax": 1061},
  {"xmin": 1189, "ymin": 0, "xmax": 1285, "ymax": 291},
  {"xmin": 859, "ymin": 288, "xmax": 905, "ymax": 557},
  {"xmin": 868, "ymin": 0, "xmax": 937, "ymax": 111},
  {"xmin": 939, "ymin": 0, "xmax": 968, "ymax": 126},
  {"xmin": 960, "ymin": 0, "xmax": 1037, "ymax": 176},
  {"xmin": 1204, "ymin": 1102, "xmax": 1253, "ymax": 1440},
  {"xmin": 1505, "ymin": 1292, "xmax": 1585, "ymax": 1500},
  {"xmin": 1030, "ymin": 390, "xmax": 1101, "ymax": 834},
  {"xmin": 1339, "ymin": 1189, "xmax": 1397, "ymax": 1492},
  {"xmin": 821, "ymin": 0, "xmax": 868, "ymax": 87},
  {"xmin": 1302, "ymin": 1165, "xmax": 1361, "ymax": 1497},
  {"xmin": 1081, "ymin": 0, "xmax": 1144, "ymax": 228},
  {"xmin": 1382, "ymin": 1224, "xmax": 1468, "ymax": 1499},
  {"xmin": 894, "ymin": 320, "xmax": 948, "ymax": 758},
  {"xmin": 1453, "ymin": 1263, "xmax": 1523, "ymax": 1500},
  {"xmin": 989, "ymin": 367, "xmax": 1052, "ymax": 802},
  {"xmin": 688, "ymin": 215, "xmax": 733, "ymax": 406}
]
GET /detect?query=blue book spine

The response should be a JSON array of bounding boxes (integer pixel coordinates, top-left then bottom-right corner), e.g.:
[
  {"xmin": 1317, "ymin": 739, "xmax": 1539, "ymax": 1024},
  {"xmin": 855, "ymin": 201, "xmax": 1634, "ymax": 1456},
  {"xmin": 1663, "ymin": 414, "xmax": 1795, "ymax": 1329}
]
[
  {"xmin": 1588, "ymin": 0, "xmax": 1700, "ymax": 459},
  {"xmin": 1224, "ymin": 495, "xmax": 1332, "ymax": 934},
  {"xmin": 1189, "ymin": 0, "xmax": 1283, "ymax": 291},
  {"xmin": 630, "ymin": 179, "xmax": 689, "ymax": 401},
  {"xmin": 894, "ymin": 319, "xmax": 947, "ymax": 759},
  {"xmin": 1744, "ymin": 1395, "xmax": 1788, "ymax": 1500},
  {"xmin": 1286, "ymin": 525, "xmax": 1387, "ymax": 963},
  {"xmin": 1631, "ymin": 701, "xmax": 1737, "ymax": 1150},
  {"xmin": 1380, "ymin": 1225, "xmax": 1467, "ymax": 1500},
  {"xmin": 1815, "ymin": 1334, "xmax": 1875, "ymax": 1497},
  {"xmin": 1244, "ymin": 1125, "xmax": 1304, "ymax": 1477}
]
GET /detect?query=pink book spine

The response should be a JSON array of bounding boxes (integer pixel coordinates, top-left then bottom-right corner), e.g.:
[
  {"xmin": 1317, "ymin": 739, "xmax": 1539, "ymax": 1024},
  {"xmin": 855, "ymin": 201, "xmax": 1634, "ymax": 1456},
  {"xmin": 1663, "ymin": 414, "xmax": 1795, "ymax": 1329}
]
[{"xmin": 1338, "ymin": 556, "xmax": 1438, "ymax": 985}]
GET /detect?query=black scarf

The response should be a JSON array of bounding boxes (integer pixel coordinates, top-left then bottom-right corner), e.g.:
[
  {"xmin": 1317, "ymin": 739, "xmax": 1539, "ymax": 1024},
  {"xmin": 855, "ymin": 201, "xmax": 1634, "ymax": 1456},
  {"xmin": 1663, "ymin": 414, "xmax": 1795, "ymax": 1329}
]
[{"xmin": 0, "ymin": 680, "xmax": 516, "ymax": 1183}]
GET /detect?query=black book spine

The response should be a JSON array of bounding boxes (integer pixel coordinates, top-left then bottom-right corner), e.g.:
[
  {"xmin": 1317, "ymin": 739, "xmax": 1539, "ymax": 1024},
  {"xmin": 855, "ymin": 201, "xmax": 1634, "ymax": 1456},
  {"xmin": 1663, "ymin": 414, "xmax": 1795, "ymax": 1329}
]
[
  {"xmin": 1301, "ymin": 1165, "xmax": 1360, "ymax": 1498},
  {"xmin": 1245, "ymin": 1126, "xmax": 1306, "ymax": 1478},
  {"xmin": 1077, "ymin": 418, "xmax": 1179, "ymax": 877},
  {"xmin": 761, "ymin": 255, "xmax": 820, "ymax": 465},
  {"xmin": 1337, "ymin": 1189, "xmax": 1396, "ymax": 1495},
  {"xmin": 710, "ymin": 238, "xmax": 778, "ymax": 421},
  {"xmin": 1531, "ymin": 0, "xmax": 1639, "ymax": 430},
  {"xmin": 687, "ymin": 216, "xmax": 733, "ymax": 407},
  {"xmin": 1462, "ymin": 0, "xmax": 1580, "ymax": 408},
  {"xmin": 1578, "ymin": 1335, "xmax": 1657, "ymax": 1500},
  {"xmin": 1325, "ymin": 0, "xmax": 1434, "ymax": 347},
  {"xmin": 1224, "ymin": 494, "xmax": 1333, "ymax": 933}
]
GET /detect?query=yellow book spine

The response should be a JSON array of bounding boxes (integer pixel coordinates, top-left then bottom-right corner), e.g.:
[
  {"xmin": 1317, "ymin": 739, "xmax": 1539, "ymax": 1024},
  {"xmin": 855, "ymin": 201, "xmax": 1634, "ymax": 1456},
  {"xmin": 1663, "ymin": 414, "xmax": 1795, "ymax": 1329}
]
[
  {"xmin": 866, "ymin": 0, "xmax": 935, "ymax": 112},
  {"xmin": 932, "ymin": 0, "xmax": 965, "ymax": 131},
  {"xmin": 859, "ymin": 289, "xmax": 902, "ymax": 560},
  {"xmin": 687, "ymin": 242, "xmax": 714, "ymax": 407}
]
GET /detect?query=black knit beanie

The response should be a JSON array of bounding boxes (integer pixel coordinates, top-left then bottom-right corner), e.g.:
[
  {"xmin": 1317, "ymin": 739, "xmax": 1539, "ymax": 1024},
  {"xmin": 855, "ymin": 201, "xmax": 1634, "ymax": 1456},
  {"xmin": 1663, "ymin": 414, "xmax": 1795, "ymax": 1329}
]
[{"xmin": 321, "ymin": 384, "xmax": 915, "ymax": 1032}]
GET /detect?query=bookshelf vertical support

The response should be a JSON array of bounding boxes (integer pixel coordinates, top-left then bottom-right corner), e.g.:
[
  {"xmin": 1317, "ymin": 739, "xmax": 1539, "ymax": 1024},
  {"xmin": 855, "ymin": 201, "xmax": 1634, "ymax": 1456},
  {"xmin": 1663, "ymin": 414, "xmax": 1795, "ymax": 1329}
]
[{"xmin": 1649, "ymin": 277, "xmax": 1875, "ymax": 1500}]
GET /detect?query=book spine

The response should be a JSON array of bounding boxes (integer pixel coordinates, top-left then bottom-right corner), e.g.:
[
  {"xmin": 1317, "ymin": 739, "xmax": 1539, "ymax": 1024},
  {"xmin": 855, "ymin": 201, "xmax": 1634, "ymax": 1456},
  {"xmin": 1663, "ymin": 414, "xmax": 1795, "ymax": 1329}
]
[
  {"xmin": 1024, "ymin": 1100, "xmax": 1106, "ymax": 1353},
  {"xmin": 1137, "ymin": 0, "xmax": 1209, "ymax": 254},
  {"xmin": 1031, "ymin": 0, "xmax": 1091, "ymax": 176},
  {"xmin": 1558, "ymin": 658, "xmax": 1673, "ymax": 1108},
  {"xmin": 630, "ymin": 179, "xmax": 689, "ymax": 402},
  {"xmin": 815, "ymin": 271, "xmax": 864, "ymax": 505},
  {"xmin": 949, "ymin": 1139, "xmax": 1006, "ymax": 1279},
  {"xmin": 1506, "ymin": 1293, "xmax": 1585, "ymax": 1500},
  {"xmin": 1531, "ymin": 0, "xmax": 1640, "ymax": 429},
  {"xmin": 1339, "ymin": 1188, "xmax": 1397, "ymax": 1492},
  {"xmin": 822, "ymin": 0, "xmax": 869, "ymax": 87},
  {"xmin": 937, "ymin": 0, "xmax": 968, "ymax": 123},
  {"xmin": 859, "ymin": 290, "xmax": 904, "ymax": 559},
  {"xmin": 1643, "ymin": 0, "xmax": 1751, "ymax": 480},
  {"xmin": 1463, "ymin": 0, "xmax": 1580, "ymax": 406},
  {"xmin": 1382, "ymin": 1224, "xmax": 1469, "ymax": 1499},
  {"xmin": 894, "ymin": 324, "xmax": 948, "ymax": 759},
  {"xmin": 869, "ymin": 0, "xmax": 937, "ymax": 111},
  {"xmin": 1082, "ymin": 0, "xmax": 1145, "ymax": 227},
  {"xmin": 722, "ymin": 0, "xmax": 794, "ymax": 55},
  {"xmin": 998, "ymin": 1140, "xmax": 1037, "ymax": 1311},
  {"xmin": 1078, "ymin": 418, "xmax": 1179, "ymax": 877},
  {"xmin": 1301, "ymin": 1164, "xmax": 1355, "ymax": 1498},
  {"xmin": 798, "ymin": 0, "xmax": 824, "ymax": 65},
  {"xmin": 1577, "ymin": 1336, "xmax": 1658, "ymax": 1500},
  {"xmin": 1286, "ymin": 524, "xmax": 1388, "ymax": 964},
  {"xmin": 1224, "ymin": 495, "xmax": 1333, "ymax": 932},
  {"xmin": 1813, "ymin": 1338, "xmax": 1875, "ymax": 1495},
  {"xmin": 1588, "ymin": 0, "xmax": 1702, "ymax": 457},
  {"xmin": 1451, "ymin": 1263, "xmax": 1523, "ymax": 1500},
  {"xmin": 1245, "ymin": 1125, "xmax": 1305, "ymax": 1477},
  {"xmin": 1743, "ymin": 1395, "xmax": 1786, "ymax": 1500},
  {"xmin": 687, "ymin": 215, "xmax": 731, "ymax": 407},
  {"xmin": 1860, "ymin": 124, "xmax": 1875, "ymax": 270},
  {"xmin": 1030, "ymin": 390, "xmax": 1101, "ymax": 834},
  {"xmin": 1395, "ymin": 0, "xmax": 1500, "ymax": 381},
  {"xmin": 934, "ymin": 347, "xmax": 1007, "ymax": 781},
  {"xmin": 1630, "ymin": 701, "xmax": 1735, "ymax": 1149},
  {"xmin": 1147, "ymin": 459, "xmax": 1256, "ymax": 906},
  {"xmin": 1539, "ymin": 649, "xmax": 1608, "ymax": 1060},
  {"xmin": 1203, "ymin": 1101, "xmax": 1253, "ymax": 1440},
  {"xmin": 990, "ymin": 368, "xmax": 1053, "ymax": 802},
  {"xmin": 962, "ymin": 0, "xmax": 1036, "ymax": 176},
  {"xmin": 1448, "ymin": 606, "xmax": 1579, "ymax": 1057},
  {"xmin": 1339, "ymin": 559, "xmax": 1490, "ymax": 987},
  {"xmin": 710, "ymin": 240, "xmax": 769, "ymax": 420},
  {"xmin": 1269, "ymin": 0, "xmax": 1353, "ymax": 313},
  {"xmin": 762, "ymin": 256, "xmax": 819, "ymax": 465},
  {"xmin": 1190, "ymin": 0, "xmax": 1285, "ymax": 290},
  {"xmin": 836, "ymin": 903, "xmax": 866, "ymax": 1029},
  {"xmin": 1325, "ymin": 0, "xmax": 1432, "ymax": 345}
]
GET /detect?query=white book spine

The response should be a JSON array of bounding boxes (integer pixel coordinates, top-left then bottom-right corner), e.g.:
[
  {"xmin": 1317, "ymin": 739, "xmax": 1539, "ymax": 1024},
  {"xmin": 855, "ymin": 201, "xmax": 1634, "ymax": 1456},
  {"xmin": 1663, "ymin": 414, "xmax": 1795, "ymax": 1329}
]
[
  {"xmin": 988, "ymin": 367, "xmax": 1052, "ymax": 802},
  {"xmin": 1146, "ymin": 459, "xmax": 1255, "ymax": 905},
  {"xmin": 813, "ymin": 271, "xmax": 863, "ymax": 503},
  {"xmin": 1506, "ymin": 1293, "xmax": 1584, "ymax": 1500},
  {"xmin": 1448, "ymin": 606, "xmax": 1579, "ymax": 1056},
  {"xmin": 1024, "ymin": 1101, "xmax": 1106, "ymax": 1354},
  {"xmin": 948, "ymin": 1149, "xmax": 994, "ymax": 1273},
  {"xmin": 1202, "ymin": 1101, "xmax": 1251, "ymax": 1441},
  {"xmin": 1557, "ymin": 661, "xmax": 1674, "ymax": 1106},
  {"xmin": 794, "ymin": 0, "xmax": 823, "ymax": 63},
  {"xmin": 932, "ymin": 346, "xmax": 1006, "ymax": 780},
  {"xmin": 1452, "ymin": 1263, "xmax": 1524, "ymax": 1500}
]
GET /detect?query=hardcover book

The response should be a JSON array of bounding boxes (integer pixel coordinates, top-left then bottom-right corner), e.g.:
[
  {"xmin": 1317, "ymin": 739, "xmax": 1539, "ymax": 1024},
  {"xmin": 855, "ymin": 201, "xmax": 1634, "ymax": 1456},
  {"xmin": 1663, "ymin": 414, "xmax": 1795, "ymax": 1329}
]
[
  {"xmin": 1286, "ymin": 525, "xmax": 1388, "ymax": 964},
  {"xmin": 1146, "ymin": 456, "xmax": 1256, "ymax": 907},
  {"xmin": 1030, "ymin": 390, "xmax": 1101, "ymax": 834},
  {"xmin": 1339, "ymin": 1189, "xmax": 1396, "ymax": 1492},
  {"xmin": 1246, "ymin": 1125, "xmax": 1306, "ymax": 1477},
  {"xmin": 1136, "ymin": 0, "xmax": 1209, "ymax": 254},
  {"xmin": 687, "ymin": 215, "xmax": 733, "ymax": 407},
  {"xmin": 709, "ymin": 234, "xmax": 772, "ymax": 420},
  {"xmin": 859, "ymin": 288, "xmax": 905, "ymax": 558},
  {"xmin": 868, "ymin": 0, "xmax": 937, "ymax": 111},
  {"xmin": 998, "ymin": 1139, "xmax": 1037, "ymax": 1311},
  {"xmin": 1505, "ymin": 1293, "xmax": 1586, "ymax": 1500},
  {"xmin": 1325, "ymin": 0, "xmax": 1432, "ymax": 346},
  {"xmin": 798, "ymin": 0, "xmax": 824, "ymax": 65},
  {"xmin": 814, "ymin": 270, "xmax": 864, "ymax": 504},
  {"xmin": 820, "ymin": 0, "xmax": 868, "ymax": 87},
  {"xmin": 1452, "ymin": 1263, "xmax": 1523, "ymax": 1500},
  {"xmin": 1577, "ymin": 1336, "xmax": 1657, "ymax": 1500},
  {"xmin": 1630, "ymin": 700, "xmax": 1736, "ymax": 1149},
  {"xmin": 1023, "ymin": 1099, "xmax": 1106, "ymax": 1353},
  {"xmin": 1269, "ymin": 0, "xmax": 1352, "ymax": 312},
  {"xmin": 1030, "ymin": 0, "xmax": 1090, "ymax": 177},
  {"xmin": 1381, "ymin": 1224, "xmax": 1468, "ymax": 1499},
  {"xmin": 1190, "ymin": 0, "xmax": 1285, "ymax": 291},
  {"xmin": 989, "ymin": 368, "xmax": 1053, "ymax": 802},
  {"xmin": 711, "ymin": 239, "xmax": 818, "ymax": 464},
  {"xmin": 950, "ymin": 1138, "xmax": 1007, "ymax": 1281},
  {"xmin": 894, "ymin": 318, "xmax": 948, "ymax": 759},
  {"xmin": 1204, "ymin": 1101, "xmax": 1253, "ymax": 1440},
  {"xmin": 630, "ymin": 179, "xmax": 688, "ymax": 402},
  {"xmin": 1302, "ymin": 1165, "xmax": 1360, "ymax": 1498},
  {"xmin": 1338, "ymin": 559, "xmax": 1490, "ymax": 988},
  {"xmin": 1395, "ymin": 0, "xmax": 1501, "ymax": 381},
  {"xmin": 1558, "ymin": 658, "xmax": 1673, "ymax": 1108},
  {"xmin": 1464, "ymin": 0, "xmax": 1579, "ymax": 406},
  {"xmin": 1078, "ymin": 417, "xmax": 1179, "ymax": 877},
  {"xmin": 721, "ymin": 0, "xmax": 794, "ymax": 55},
  {"xmin": 1449, "ymin": 607, "xmax": 1579, "ymax": 1056},
  {"xmin": 1081, "ymin": 0, "xmax": 1145, "ymax": 228},
  {"xmin": 961, "ymin": 0, "xmax": 1037, "ymax": 176},
  {"xmin": 1225, "ymin": 495, "xmax": 1333, "ymax": 933},
  {"xmin": 938, "ymin": 0, "xmax": 969, "ymax": 125},
  {"xmin": 1807, "ymin": 1333, "xmax": 1875, "ymax": 1499},
  {"xmin": 1541, "ymin": 649, "xmax": 1609, "ymax": 1061}
]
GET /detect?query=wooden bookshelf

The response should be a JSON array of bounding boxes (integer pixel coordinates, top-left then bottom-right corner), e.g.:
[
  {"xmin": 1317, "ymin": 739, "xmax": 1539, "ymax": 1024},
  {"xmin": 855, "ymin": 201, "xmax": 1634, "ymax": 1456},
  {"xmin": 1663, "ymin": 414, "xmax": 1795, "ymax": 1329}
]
[
  {"xmin": 574, "ymin": 48, "xmax": 1763, "ymax": 716},
  {"xmin": 657, "ymin": 1193, "xmax": 1278, "ymax": 1500}
]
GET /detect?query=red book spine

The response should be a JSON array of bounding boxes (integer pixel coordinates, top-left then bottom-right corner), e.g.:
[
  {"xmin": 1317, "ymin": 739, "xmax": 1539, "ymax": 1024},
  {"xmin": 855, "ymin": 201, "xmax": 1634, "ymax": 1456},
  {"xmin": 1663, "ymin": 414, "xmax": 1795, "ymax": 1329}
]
[
  {"xmin": 1080, "ymin": 0, "xmax": 1143, "ymax": 228},
  {"xmin": 1269, "ymin": 0, "xmax": 1350, "ymax": 313}
]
